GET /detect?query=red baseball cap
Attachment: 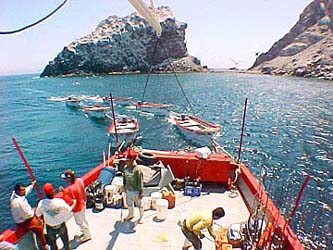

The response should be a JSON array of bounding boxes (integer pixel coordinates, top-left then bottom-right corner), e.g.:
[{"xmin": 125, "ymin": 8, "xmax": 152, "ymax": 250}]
[
  {"xmin": 43, "ymin": 183, "xmax": 55, "ymax": 196},
  {"xmin": 127, "ymin": 150, "xmax": 137, "ymax": 160}
]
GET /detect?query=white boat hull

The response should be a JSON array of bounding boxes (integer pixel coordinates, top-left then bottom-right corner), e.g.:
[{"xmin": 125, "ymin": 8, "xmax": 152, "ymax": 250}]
[
  {"xmin": 176, "ymin": 125, "xmax": 216, "ymax": 146},
  {"xmin": 65, "ymin": 100, "xmax": 81, "ymax": 108},
  {"xmin": 85, "ymin": 110, "xmax": 106, "ymax": 119}
]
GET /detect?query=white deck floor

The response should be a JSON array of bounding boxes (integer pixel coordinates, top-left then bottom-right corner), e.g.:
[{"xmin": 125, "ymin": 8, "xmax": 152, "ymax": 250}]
[{"xmin": 63, "ymin": 187, "xmax": 249, "ymax": 250}]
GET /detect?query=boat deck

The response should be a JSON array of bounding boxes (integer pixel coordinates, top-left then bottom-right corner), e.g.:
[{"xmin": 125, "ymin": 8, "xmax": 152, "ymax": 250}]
[{"xmin": 63, "ymin": 187, "xmax": 249, "ymax": 250}]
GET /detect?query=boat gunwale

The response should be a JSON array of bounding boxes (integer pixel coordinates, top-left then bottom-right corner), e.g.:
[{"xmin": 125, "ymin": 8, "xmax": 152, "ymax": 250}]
[{"xmin": 1, "ymin": 149, "xmax": 304, "ymax": 250}]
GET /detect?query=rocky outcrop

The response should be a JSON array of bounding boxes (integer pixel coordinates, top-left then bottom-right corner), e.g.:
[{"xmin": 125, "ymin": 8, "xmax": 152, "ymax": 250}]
[
  {"xmin": 40, "ymin": 6, "xmax": 207, "ymax": 77},
  {"xmin": 249, "ymin": 0, "xmax": 333, "ymax": 80}
]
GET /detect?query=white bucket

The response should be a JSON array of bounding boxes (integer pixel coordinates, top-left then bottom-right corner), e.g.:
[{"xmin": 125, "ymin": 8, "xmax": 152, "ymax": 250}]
[
  {"xmin": 95, "ymin": 197, "xmax": 104, "ymax": 210},
  {"xmin": 104, "ymin": 185, "xmax": 117, "ymax": 204},
  {"xmin": 111, "ymin": 176, "xmax": 124, "ymax": 192},
  {"xmin": 142, "ymin": 197, "xmax": 152, "ymax": 211},
  {"xmin": 151, "ymin": 192, "xmax": 162, "ymax": 210},
  {"xmin": 156, "ymin": 199, "xmax": 168, "ymax": 221}
]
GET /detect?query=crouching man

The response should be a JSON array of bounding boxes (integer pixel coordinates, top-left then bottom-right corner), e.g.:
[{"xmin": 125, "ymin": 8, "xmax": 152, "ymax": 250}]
[{"xmin": 181, "ymin": 207, "xmax": 225, "ymax": 250}]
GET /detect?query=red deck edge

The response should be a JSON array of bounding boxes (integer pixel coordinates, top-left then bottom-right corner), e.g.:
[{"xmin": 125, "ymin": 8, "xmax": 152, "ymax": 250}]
[
  {"xmin": 238, "ymin": 162, "xmax": 304, "ymax": 250},
  {"xmin": 1, "ymin": 150, "xmax": 303, "ymax": 250}
]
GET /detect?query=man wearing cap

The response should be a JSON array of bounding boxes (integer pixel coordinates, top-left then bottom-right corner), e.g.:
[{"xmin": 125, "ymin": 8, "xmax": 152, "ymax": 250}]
[
  {"xmin": 181, "ymin": 207, "xmax": 225, "ymax": 250},
  {"xmin": 36, "ymin": 183, "xmax": 74, "ymax": 250},
  {"xmin": 123, "ymin": 151, "xmax": 144, "ymax": 223},
  {"xmin": 10, "ymin": 181, "xmax": 48, "ymax": 250},
  {"xmin": 60, "ymin": 169, "xmax": 91, "ymax": 242}
]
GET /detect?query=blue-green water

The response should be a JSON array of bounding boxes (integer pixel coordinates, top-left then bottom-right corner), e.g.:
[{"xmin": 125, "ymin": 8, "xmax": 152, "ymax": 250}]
[{"xmin": 0, "ymin": 72, "xmax": 332, "ymax": 246}]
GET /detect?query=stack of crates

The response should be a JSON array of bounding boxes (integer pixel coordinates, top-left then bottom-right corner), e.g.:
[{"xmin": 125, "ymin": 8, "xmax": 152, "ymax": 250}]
[{"xmin": 184, "ymin": 180, "xmax": 202, "ymax": 197}]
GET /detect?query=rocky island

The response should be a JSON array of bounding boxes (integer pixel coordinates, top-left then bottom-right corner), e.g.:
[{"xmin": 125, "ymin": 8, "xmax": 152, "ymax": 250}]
[
  {"xmin": 249, "ymin": 0, "xmax": 333, "ymax": 81},
  {"xmin": 40, "ymin": 6, "xmax": 207, "ymax": 77}
]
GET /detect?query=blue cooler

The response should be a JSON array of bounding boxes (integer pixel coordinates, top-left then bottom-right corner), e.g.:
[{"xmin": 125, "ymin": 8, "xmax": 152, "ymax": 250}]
[
  {"xmin": 184, "ymin": 185, "xmax": 194, "ymax": 196},
  {"xmin": 98, "ymin": 167, "xmax": 116, "ymax": 185},
  {"xmin": 192, "ymin": 185, "xmax": 202, "ymax": 197}
]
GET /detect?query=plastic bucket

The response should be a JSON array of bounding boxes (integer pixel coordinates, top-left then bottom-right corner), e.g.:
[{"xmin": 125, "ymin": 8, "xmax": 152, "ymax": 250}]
[
  {"xmin": 95, "ymin": 197, "xmax": 104, "ymax": 210},
  {"xmin": 151, "ymin": 192, "xmax": 162, "ymax": 210},
  {"xmin": 111, "ymin": 176, "xmax": 124, "ymax": 192},
  {"xmin": 142, "ymin": 197, "xmax": 152, "ymax": 210},
  {"xmin": 155, "ymin": 199, "xmax": 168, "ymax": 221},
  {"xmin": 111, "ymin": 194, "xmax": 123, "ymax": 208},
  {"xmin": 104, "ymin": 185, "xmax": 117, "ymax": 204}
]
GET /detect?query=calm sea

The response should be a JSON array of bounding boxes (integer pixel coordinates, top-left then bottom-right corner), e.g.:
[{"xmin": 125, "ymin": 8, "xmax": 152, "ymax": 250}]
[{"xmin": 0, "ymin": 72, "xmax": 332, "ymax": 246}]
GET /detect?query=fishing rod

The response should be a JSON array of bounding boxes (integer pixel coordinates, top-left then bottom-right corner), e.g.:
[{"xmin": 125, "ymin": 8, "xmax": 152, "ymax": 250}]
[
  {"xmin": 288, "ymin": 173, "xmax": 310, "ymax": 225},
  {"xmin": 11, "ymin": 138, "xmax": 43, "ymax": 199},
  {"xmin": 255, "ymin": 171, "xmax": 276, "ymax": 248},
  {"xmin": 278, "ymin": 173, "xmax": 310, "ymax": 249},
  {"xmin": 248, "ymin": 163, "xmax": 268, "ymax": 241},
  {"xmin": 237, "ymin": 98, "xmax": 248, "ymax": 163},
  {"xmin": 109, "ymin": 92, "xmax": 119, "ymax": 152}
]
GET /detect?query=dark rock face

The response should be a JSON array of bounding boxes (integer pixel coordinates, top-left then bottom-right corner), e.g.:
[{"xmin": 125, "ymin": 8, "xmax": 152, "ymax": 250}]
[
  {"xmin": 40, "ymin": 6, "xmax": 207, "ymax": 77},
  {"xmin": 249, "ymin": 0, "xmax": 333, "ymax": 80}
]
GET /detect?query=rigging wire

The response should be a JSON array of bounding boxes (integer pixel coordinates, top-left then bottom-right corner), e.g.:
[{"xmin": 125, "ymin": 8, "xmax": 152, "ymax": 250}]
[
  {"xmin": 141, "ymin": 38, "xmax": 161, "ymax": 101},
  {"xmin": 160, "ymin": 41, "xmax": 193, "ymax": 110},
  {"xmin": 0, "ymin": 0, "xmax": 68, "ymax": 35}
]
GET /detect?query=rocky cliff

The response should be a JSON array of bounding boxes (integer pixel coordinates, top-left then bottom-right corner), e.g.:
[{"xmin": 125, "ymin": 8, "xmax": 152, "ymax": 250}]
[
  {"xmin": 249, "ymin": 0, "xmax": 333, "ymax": 80},
  {"xmin": 40, "ymin": 6, "xmax": 207, "ymax": 77}
]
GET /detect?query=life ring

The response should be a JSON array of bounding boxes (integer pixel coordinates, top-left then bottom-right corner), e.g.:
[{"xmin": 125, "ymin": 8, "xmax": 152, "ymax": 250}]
[{"xmin": 138, "ymin": 152, "xmax": 157, "ymax": 165}]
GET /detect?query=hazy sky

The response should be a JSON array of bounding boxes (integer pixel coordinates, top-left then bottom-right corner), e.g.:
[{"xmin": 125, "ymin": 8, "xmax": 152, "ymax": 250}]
[{"xmin": 0, "ymin": 0, "xmax": 312, "ymax": 76}]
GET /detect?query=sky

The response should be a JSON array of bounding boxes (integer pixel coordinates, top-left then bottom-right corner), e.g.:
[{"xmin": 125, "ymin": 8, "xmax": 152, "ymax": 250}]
[{"xmin": 0, "ymin": 0, "xmax": 313, "ymax": 76}]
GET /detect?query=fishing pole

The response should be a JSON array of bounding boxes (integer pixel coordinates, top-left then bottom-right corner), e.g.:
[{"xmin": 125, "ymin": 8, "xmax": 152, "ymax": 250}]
[
  {"xmin": 11, "ymin": 138, "xmax": 43, "ymax": 199},
  {"xmin": 288, "ymin": 173, "xmax": 310, "ymax": 225},
  {"xmin": 252, "ymin": 165, "xmax": 278, "ymax": 249},
  {"xmin": 109, "ymin": 92, "xmax": 119, "ymax": 151},
  {"xmin": 279, "ymin": 173, "xmax": 310, "ymax": 249},
  {"xmin": 248, "ymin": 164, "xmax": 266, "ymax": 245},
  {"xmin": 255, "ymin": 171, "xmax": 275, "ymax": 248},
  {"xmin": 237, "ymin": 98, "xmax": 248, "ymax": 163}
]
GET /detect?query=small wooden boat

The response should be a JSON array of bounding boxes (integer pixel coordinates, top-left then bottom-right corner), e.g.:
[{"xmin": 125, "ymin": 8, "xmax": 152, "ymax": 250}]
[
  {"xmin": 82, "ymin": 105, "xmax": 110, "ymax": 119},
  {"xmin": 133, "ymin": 101, "xmax": 172, "ymax": 116},
  {"xmin": 102, "ymin": 96, "xmax": 133, "ymax": 106},
  {"xmin": 107, "ymin": 116, "xmax": 140, "ymax": 144},
  {"xmin": 65, "ymin": 97, "xmax": 81, "ymax": 108},
  {"xmin": 170, "ymin": 112, "xmax": 220, "ymax": 146}
]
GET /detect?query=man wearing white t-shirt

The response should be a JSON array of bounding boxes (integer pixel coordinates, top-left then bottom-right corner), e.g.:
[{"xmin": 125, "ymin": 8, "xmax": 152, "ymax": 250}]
[{"xmin": 36, "ymin": 183, "xmax": 75, "ymax": 250}]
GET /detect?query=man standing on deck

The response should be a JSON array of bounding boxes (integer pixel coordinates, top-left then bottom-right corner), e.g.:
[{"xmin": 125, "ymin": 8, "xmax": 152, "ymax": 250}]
[
  {"xmin": 36, "ymin": 183, "xmax": 74, "ymax": 250},
  {"xmin": 10, "ymin": 181, "xmax": 48, "ymax": 250},
  {"xmin": 123, "ymin": 151, "xmax": 144, "ymax": 224},
  {"xmin": 181, "ymin": 207, "xmax": 225, "ymax": 250},
  {"xmin": 60, "ymin": 169, "xmax": 91, "ymax": 243}
]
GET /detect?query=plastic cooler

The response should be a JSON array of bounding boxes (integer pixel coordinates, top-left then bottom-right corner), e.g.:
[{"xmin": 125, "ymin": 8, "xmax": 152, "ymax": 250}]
[
  {"xmin": 98, "ymin": 167, "xmax": 116, "ymax": 184},
  {"xmin": 184, "ymin": 184, "xmax": 202, "ymax": 197}
]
